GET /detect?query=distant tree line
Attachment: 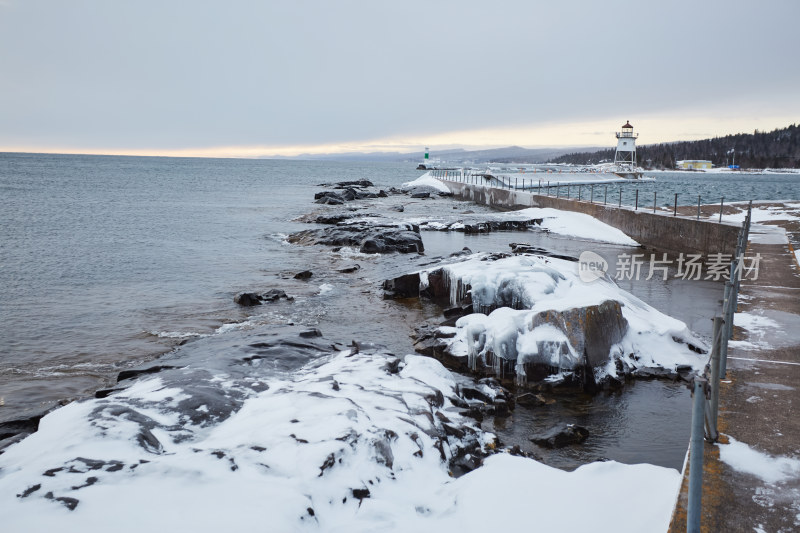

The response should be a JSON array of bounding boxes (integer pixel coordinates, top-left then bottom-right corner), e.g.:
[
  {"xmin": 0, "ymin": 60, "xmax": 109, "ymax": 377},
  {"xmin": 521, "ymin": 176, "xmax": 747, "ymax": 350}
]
[{"xmin": 549, "ymin": 124, "xmax": 800, "ymax": 169}]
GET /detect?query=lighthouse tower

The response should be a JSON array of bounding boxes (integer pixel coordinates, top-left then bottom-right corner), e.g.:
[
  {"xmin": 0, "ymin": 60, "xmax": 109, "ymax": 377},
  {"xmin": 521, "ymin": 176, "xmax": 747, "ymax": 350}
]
[{"xmin": 614, "ymin": 121, "xmax": 638, "ymax": 169}]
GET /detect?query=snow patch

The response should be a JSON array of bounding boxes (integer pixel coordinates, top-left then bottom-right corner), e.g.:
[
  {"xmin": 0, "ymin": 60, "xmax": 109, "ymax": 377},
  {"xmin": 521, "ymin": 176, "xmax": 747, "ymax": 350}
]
[
  {"xmin": 718, "ymin": 436, "xmax": 800, "ymax": 484},
  {"xmin": 401, "ymin": 174, "xmax": 453, "ymax": 194}
]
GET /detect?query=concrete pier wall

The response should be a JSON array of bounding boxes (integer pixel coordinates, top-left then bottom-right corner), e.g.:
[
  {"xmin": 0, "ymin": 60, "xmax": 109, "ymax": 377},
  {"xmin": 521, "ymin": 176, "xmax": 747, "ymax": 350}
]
[{"xmin": 443, "ymin": 181, "xmax": 741, "ymax": 256}]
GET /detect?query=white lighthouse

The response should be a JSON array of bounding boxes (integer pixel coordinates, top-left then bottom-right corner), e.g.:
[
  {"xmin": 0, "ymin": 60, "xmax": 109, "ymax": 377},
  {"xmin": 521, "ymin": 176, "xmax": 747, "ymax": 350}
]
[{"xmin": 614, "ymin": 120, "xmax": 638, "ymax": 169}]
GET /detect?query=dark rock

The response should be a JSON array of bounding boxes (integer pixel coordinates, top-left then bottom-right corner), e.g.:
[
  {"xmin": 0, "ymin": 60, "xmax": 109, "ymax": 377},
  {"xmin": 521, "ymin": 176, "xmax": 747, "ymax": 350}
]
[
  {"xmin": 16, "ymin": 484, "xmax": 41, "ymax": 498},
  {"xmin": 294, "ymin": 270, "xmax": 313, "ymax": 280},
  {"xmin": 413, "ymin": 336, "xmax": 449, "ymax": 357},
  {"xmin": 458, "ymin": 385, "xmax": 492, "ymax": 403},
  {"xmin": 377, "ymin": 190, "xmax": 388, "ymax": 198},
  {"xmin": 516, "ymin": 392, "xmax": 553, "ymax": 408},
  {"xmin": 316, "ymin": 195, "xmax": 344, "ymax": 205},
  {"xmin": 449, "ymin": 247, "xmax": 473, "ymax": 257},
  {"xmin": 289, "ymin": 223, "xmax": 423, "ymax": 254},
  {"xmin": 382, "ymin": 272, "xmax": 421, "ymax": 299},
  {"xmin": 330, "ymin": 180, "xmax": 373, "ymax": 188},
  {"xmin": 509, "ymin": 242, "xmax": 578, "ymax": 262},
  {"xmin": 234, "ymin": 292, "xmax": 262, "ymax": 306},
  {"xmin": 531, "ymin": 424, "xmax": 589, "ymax": 449},
  {"xmin": 261, "ymin": 289, "xmax": 292, "ymax": 302},
  {"xmin": 410, "ymin": 192, "xmax": 430, "ymax": 199},
  {"xmin": 391, "ymin": 205, "xmax": 405, "ymax": 212},
  {"xmin": 117, "ymin": 365, "xmax": 177, "ymax": 383},
  {"xmin": 632, "ymin": 366, "xmax": 679, "ymax": 380},
  {"xmin": 299, "ymin": 329, "xmax": 322, "ymax": 338},
  {"xmin": 337, "ymin": 264, "xmax": 361, "ymax": 273},
  {"xmin": 352, "ymin": 488, "xmax": 371, "ymax": 500}
]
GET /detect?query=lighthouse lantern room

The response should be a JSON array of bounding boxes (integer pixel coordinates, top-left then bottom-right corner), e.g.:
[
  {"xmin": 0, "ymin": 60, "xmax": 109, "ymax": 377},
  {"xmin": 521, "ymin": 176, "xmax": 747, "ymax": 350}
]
[{"xmin": 614, "ymin": 120, "xmax": 638, "ymax": 169}]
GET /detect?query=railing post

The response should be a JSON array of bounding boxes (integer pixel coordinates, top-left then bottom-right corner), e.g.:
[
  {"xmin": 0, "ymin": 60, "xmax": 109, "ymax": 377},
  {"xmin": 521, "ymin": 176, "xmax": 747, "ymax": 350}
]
[
  {"xmin": 619, "ymin": 187, "xmax": 622, "ymax": 208},
  {"xmin": 653, "ymin": 191, "xmax": 657, "ymax": 213},
  {"xmin": 706, "ymin": 316, "xmax": 723, "ymax": 443},
  {"xmin": 578, "ymin": 184, "xmax": 582, "ymax": 201},
  {"xmin": 719, "ymin": 197, "xmax": 725, "ymax": 223},
  {"xmin": 635, "ymin": 189, "xmax": 639, "ymax": 210},
  {"xmin": 567, "ymin": 184, "xmax": 570, "ymax": 198},
  {"xmin": 604, "ymin": 185, "xmax": 608, "ymax": 205},
  {"xmin": 697, "ymin": 195, "xmax": 701, "ymax": 220},
  {"xmin": 687, "ymin": 376, "xmax": 707, "ymax": 533},
  {"xmin": 721, "ymin": 279, "xmax": 733, "ymax": 377},
  {"xmin": 674, "ymin": 193, "xmax": 678, "ymax": 216},
  {"xmin": 591, "ymin": 184, "xmax": 595, "ymax": 204}
]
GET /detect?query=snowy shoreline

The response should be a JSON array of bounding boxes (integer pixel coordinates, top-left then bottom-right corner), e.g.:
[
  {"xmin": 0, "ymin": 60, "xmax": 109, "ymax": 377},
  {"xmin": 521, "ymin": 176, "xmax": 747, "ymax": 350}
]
[{"xmin": 0, "ymin": 176, "xmax": 701, "ymax": 531}]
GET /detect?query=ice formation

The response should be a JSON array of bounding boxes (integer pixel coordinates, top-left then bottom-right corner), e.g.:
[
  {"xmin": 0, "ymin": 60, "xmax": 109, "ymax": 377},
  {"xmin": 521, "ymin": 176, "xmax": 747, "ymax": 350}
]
[{"xmin": 422, "ymin": 253, "xmax": 706, "ymax": 384}]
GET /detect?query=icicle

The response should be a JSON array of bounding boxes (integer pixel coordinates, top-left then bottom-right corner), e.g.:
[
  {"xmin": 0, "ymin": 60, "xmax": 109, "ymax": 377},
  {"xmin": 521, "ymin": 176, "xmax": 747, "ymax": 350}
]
[{"xmin": 515, "ymin": 363, "xmax": 527, "ymax": 387}]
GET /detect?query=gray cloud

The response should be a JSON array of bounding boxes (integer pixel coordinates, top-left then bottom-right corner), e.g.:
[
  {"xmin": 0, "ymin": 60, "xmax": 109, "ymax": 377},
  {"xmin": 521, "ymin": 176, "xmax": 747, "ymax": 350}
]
[{"xmin": 1, "ymin": 0, "xmax": 798, "ymax": 151}]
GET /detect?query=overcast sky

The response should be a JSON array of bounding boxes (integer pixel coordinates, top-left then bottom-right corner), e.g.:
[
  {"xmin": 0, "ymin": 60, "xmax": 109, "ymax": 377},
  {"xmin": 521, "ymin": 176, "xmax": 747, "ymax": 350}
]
[{"xmin": 1, "ymin": 0, "xmax": 798, "ymax": 157}]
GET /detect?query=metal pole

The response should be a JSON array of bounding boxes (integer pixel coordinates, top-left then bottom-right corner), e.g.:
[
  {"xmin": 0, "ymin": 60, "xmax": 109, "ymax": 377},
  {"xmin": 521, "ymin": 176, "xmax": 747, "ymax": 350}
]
[
  {"xmin": 706, "ymin": 316, "xmax": 723, "ymax": 443},
  {"xmin": 619, "ymin": 187, "xmax": 622, "ymax": 208},
  {"xmin": 635, "ymin": 189, "xmax": 639, "ymax": 210},
  {"xmin": 674, "ymin": 193, "xmax": 678, "ymax": 216},
  {"xmin": 578, "ymin": 184, "xmax": 582, "ymax": 201},
  {"xmin": 653, "ymin": 191, "xmax": 657, "ymax": 213},
  {"xmin": 719, "ymin": 197, "xmax": 724, "ymax": 223},
  {"xmin": 721, "ymin": 280, "xmax": 733, "ymax": 377},
  {"xmin": 687, "ymin": 377, "xmax": 707, "ymax": 533},
  {"xmin": 515, "ymin": 177, "xmax": 518, "ymax": 190},
  {"xmin": 697, "ymin": 196, "xmax": 701, "ymax": 220},
  {"xmin": 567, "ymin": 184, "xmax": 570, "ymax": 198},
  {"xmin": 591, "ymin": 184, "xmax": 595, "ymax": 203},
  {"xmin": 604, "ymin": 185, "xmax": 608, "ymax": 205}
]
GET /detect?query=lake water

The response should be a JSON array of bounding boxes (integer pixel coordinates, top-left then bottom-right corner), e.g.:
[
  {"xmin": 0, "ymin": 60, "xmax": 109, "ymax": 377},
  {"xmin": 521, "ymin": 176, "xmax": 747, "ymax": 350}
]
[{"xmin": 2, "ymin": 153, "xmax": 798, "ymax": 468}]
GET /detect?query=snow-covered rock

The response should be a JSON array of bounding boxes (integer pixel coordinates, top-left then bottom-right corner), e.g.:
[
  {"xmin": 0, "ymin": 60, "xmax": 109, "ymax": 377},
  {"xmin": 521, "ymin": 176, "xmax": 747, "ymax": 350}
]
[{"xmin": 398, "ymin": 253, "xmax": 707, "ymax": 387}]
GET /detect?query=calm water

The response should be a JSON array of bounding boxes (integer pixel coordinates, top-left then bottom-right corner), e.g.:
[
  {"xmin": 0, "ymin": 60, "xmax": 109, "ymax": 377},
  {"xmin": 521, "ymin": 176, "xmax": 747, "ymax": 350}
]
[{"xmin": 2, "ymin": 153, "xmax": 799, "ymax": 468}]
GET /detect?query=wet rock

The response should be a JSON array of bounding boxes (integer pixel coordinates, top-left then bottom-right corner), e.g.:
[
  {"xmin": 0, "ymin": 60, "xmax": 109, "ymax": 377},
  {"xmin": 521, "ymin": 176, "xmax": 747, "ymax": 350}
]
[
  {"xmin": 530, "ymin": 424, "xmax": 589, "ymax": 449},
  {"xmin": 509, "ymin": 242, "xmax": 578, "ymax": 262},
  {"xmin": 515, "ymin": 392, "xmax": 553, "ymax": 408},
  {"xmin": 391, "ymin": 205, "xmax": 405, "ymax": 212},
  {"xmin": 360, "ymin": 229, "xmax": 424, "ymax": 254},
  {"xmin": 117, "ymin": 365, "xmax": 177, "ymax": 383},
  {"xmin": 331, "ymin": 180, "xmax": 374, "ymax": 188},
  {"xmin": 632, "ymin": 366, "xmax": 679, "ymax": 381},
  {"xmin": 457, "ymin": 385, "xmax": 492, "ymax": 403},
  {"xmin": 234, "ymin": 292, "xmax": 262, "ymax": 306},
  {"xmin": 294, "ymin": 270, "xmax": 313, "ymax": 280},
  {"xmin": 383, "ymin": 272, "xmax": 421, "ymax": 299},
  {"xmin": 261, "ymin": 289, "xmax": 293, "ymax": 302},
  {"xmin": 299, "ymin": 329, "xmax": 322, "ymax": 338},
  {"xmin": 289, "ymin": 223, "xmax": 423, "ymax": 254},
  {"xmin": 234, "ymin": 289, "xmax": 292, "ymax": 306},
  {"xmin": 410, "ymin": 192, "xmax": 430, "ymax": 199},
  {"xmin": 337, "ymin": 264, "xmax": 361, "ymax": 273},
  {"xmin": 316, "ymin": 196, "xmax": 344, "ymax": 205}
]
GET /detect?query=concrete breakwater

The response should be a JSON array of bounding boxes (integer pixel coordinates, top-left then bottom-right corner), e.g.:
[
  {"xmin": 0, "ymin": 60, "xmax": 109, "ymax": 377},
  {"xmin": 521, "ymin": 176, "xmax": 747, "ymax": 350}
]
[{"xmin": 441, "ymin": 180, "xmax": 741, "ymax": 256}]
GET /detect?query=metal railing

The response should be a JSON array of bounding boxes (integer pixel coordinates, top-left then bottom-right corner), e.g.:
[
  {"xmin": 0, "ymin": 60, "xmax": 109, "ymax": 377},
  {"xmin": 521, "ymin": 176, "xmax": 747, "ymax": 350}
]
[
  {"xmin": 685, "ymin": 202, "xmax": 752, "ymax": 532},
  {"xmin": 433, "ymin": 169, "xmax": 741, "ymax": 225}
]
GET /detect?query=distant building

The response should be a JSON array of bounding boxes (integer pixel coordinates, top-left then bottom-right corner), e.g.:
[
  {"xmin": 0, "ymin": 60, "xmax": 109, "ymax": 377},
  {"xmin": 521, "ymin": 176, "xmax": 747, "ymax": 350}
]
[{"xmin": 676, "ymin": 160, "xmax": 713, "ymax": 170}]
